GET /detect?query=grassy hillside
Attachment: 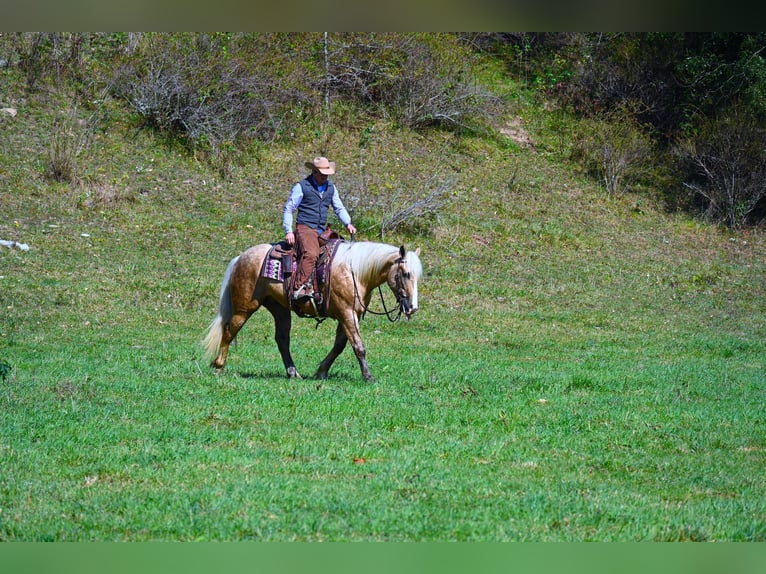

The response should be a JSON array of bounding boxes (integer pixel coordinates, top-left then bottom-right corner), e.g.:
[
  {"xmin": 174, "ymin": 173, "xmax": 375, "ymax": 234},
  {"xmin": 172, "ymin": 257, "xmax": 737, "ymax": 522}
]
[{"xmin": 1, "ymin": 58, "xmax": 765, "ymax": 541}]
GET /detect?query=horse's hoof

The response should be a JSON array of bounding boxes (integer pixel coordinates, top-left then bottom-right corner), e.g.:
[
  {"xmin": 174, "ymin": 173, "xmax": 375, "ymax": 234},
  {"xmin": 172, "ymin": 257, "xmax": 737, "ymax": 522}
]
[{"xmin": 287, "ymin": 367, "xmax": 302, "ymax": 379}]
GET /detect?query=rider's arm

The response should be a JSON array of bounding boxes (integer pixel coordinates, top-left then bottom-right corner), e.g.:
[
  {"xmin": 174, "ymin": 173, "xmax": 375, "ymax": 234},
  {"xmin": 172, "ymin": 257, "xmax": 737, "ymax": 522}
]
[
  {"xmin": 331, "ymin": 185, "xmax": 352, "ymax": 227},
  {"xmin": 283, "ymin": 183, "xmax": 303, "ymax": 235}
]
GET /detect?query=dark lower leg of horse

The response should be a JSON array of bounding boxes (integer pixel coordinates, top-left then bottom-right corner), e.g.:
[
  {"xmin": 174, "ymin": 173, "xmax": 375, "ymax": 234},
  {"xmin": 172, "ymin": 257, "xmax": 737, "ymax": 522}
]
[
  {"xmin": 265, "ymin": 299, "xmax": 300, "ymax": 379},
  {"xmin": 349, "ymin": 338, "xmax": 374, "ymax": 382},
  {"xmin": 337, "ymin": 315, "xmax": 375, "ymax": 382},
  {"xmin": 355, "ymin": 347, "xmax": 374, "ymax": 382},
  {"xmin": 316, "ymin": 324, "xmax": 348, "ymax": 380}
]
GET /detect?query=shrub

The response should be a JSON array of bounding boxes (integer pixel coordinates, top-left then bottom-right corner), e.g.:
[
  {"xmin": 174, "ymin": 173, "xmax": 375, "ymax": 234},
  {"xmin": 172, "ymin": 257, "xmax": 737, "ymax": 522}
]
[
  {"xmin": 674, "ymin": 108, "xmax": 766, "ymax": 228},
  {"xmin": 361, "ymin": 176, "xmax": 453, "ymax": 240},
  {"xmin": 338, "ymin": 131, "xmax": 456, "ymax": 240},
  {"xmin": 108, "ymin": 33, "xmax": 502, "ymax": 176},
  {"xmin": 323, "ymin": 33, "xmax": 500, "ymax": 132},
  {"xmin": 570, "ymin": 103, "xmax": 655, "ymax": 195},
  {"xmin": 10, "ymin": 32, "xmax": 86, "ymax": 91},
  {"xmin": 111, "ymin": 33, "xmax": 314, "ymax": 159},
  {"xmin": 47, "ymin": 103, "xmax": 91, "ymax": 184}
]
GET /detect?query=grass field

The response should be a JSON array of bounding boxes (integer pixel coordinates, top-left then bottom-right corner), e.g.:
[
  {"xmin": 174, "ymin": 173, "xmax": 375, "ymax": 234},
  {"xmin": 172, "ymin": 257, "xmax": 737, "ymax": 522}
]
[{"xmin": 1, "ymin": 75, "xmax": 765, "ymax": 541}]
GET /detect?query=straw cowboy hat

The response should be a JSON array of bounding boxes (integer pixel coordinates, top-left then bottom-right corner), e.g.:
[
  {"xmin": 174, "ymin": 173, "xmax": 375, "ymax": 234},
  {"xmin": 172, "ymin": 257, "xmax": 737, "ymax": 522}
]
[{"xmin": 305, "ymin": 156, "xmax": 336, "ymax": 175}]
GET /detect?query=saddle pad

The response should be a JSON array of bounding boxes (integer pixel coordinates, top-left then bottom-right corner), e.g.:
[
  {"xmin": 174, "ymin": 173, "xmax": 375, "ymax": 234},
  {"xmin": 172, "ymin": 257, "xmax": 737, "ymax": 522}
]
[
  {"xmin": 260, "ymin": 242, "xmax": 295, "ymax": 282},
  {"xmin": 261, "ymin": 258, "xmax": 283, "ymax": 281}
]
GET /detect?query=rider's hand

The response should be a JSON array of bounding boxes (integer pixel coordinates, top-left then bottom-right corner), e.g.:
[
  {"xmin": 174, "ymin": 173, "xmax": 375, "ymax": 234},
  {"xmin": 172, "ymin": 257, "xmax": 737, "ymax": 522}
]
[
  {"xmin": 286, "ymin": 231, "xmax": 295, "ymax": 246},
  {"xmin": 346, "ymin": 223, "xmax": 357, "ymax": 235}
]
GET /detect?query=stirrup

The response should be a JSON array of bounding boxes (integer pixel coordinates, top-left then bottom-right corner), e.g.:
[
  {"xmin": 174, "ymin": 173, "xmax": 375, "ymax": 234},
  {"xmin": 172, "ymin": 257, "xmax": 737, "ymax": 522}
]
[
  {"xmin": 292, "ymin": 293, "xmax": 318, "ymax": 319},
  {"xmin": 293, "ymin": 283, "xmax": 312, "ymax": 301}
]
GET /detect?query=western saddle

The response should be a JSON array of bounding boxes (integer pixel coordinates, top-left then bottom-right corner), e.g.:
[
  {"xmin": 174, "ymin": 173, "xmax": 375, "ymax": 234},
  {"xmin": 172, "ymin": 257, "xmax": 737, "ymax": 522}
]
[{"xmin": 259, "ymin": 227, "xmax": 344, "ymax": 318}]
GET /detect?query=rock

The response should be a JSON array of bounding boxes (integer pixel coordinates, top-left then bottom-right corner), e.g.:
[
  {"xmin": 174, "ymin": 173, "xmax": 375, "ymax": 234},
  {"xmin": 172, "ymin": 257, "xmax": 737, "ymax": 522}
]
[{"xmin": 0, "ymin": 239, "xmax": 30, "ymax": 251}]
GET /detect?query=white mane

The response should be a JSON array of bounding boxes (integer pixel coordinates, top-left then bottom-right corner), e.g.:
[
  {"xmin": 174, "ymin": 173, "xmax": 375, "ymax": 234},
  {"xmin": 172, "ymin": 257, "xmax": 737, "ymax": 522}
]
[{"xmin": 334, "ymin": 241, "xmax": 422, "ymax": 285}]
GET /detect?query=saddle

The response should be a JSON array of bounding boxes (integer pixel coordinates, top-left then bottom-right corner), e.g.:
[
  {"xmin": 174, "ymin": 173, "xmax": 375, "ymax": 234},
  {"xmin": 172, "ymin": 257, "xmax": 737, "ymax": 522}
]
[{"xmin": 259, "ymin": 227, "xmax": 344, "ymax": 317}]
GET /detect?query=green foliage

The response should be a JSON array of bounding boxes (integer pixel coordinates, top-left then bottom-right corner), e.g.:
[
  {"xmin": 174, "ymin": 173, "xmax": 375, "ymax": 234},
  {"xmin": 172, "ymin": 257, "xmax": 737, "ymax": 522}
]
[
  {"xmin": 675, "ymin": 33, "xmax": 766, "ymax": 123},
  {"xmin": 104, "ymin": 32, "xmax": 501, "ymax": 154},
  {"xmin": 490, "ymin": 32, "xmax": 766, "ymax": 227},
  {"xmin": 110, "ymin": 33, "xmax": 308, "ymax": 156},
  {"xmin": 297, "ymin": 33, "xmax": 500, "ymax": 135},
  {"xmin": 16, "ymin": 31, "xmax": 766, "ymax": 227},
  {"xmin": 571, "ymin": 103, "xmax": 656, "ymax": 195}
]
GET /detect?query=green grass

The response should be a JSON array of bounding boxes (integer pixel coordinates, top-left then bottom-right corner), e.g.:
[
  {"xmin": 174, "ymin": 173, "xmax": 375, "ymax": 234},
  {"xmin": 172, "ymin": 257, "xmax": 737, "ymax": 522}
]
[{"xmin": 1, "ymin": 75, "xmax": 765, "ymax": 541}]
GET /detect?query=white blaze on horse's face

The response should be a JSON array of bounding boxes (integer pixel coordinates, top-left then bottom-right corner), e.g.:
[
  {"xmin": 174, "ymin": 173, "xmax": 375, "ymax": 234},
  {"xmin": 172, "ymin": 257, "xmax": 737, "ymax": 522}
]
[
  {"xmin": 391, "ymin": 246, "xmax": 420, "ymax": 320},
  {"xmin": 407, "ymin": 273, "xmax": 419, "ymax": 319}
]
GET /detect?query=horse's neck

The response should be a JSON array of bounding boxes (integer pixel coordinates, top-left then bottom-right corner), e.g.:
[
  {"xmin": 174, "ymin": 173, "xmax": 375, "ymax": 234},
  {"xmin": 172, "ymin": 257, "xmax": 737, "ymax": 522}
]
[{"xmin": 345, "ymin": 243, "xmax": 396, "ymax": 289}]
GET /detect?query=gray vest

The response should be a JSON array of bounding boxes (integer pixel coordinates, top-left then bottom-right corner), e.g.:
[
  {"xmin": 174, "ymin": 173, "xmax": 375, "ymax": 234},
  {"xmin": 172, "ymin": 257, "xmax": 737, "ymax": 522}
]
[{"xmin": 296, "ymin": 177, "xmax": 335, "ymax": 231}]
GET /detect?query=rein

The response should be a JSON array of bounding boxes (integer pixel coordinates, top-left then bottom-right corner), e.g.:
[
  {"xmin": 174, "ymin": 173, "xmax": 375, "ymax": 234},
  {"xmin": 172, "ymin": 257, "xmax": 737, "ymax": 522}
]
[{"xmin": 350, "ymin": 264, "xmax": 403, "ymax": 323}]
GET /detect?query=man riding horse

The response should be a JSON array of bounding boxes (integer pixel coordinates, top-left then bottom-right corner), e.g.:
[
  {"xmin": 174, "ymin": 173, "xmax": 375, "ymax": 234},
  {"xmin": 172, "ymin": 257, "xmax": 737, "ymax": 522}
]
[{"xmin": 283, "ymin": 156, "xmax": 357, "ymax": 303}]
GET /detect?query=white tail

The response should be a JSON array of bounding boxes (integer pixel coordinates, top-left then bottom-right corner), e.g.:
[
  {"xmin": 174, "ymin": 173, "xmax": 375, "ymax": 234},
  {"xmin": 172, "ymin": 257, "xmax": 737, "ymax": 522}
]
[{"xmin": 201, "ymin": 255, "xmax": 239, "ymax": 362}]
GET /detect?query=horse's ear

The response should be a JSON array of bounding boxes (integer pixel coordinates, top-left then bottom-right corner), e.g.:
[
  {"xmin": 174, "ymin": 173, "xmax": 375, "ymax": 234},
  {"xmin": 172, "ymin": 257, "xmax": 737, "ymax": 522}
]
[
  {"xmin": 415, "ymin": 247, "xmax": 421, "ymax": 256},
  {"xmin": 399, "ymin": 245, "xmax": 406, "ymax": 258}
]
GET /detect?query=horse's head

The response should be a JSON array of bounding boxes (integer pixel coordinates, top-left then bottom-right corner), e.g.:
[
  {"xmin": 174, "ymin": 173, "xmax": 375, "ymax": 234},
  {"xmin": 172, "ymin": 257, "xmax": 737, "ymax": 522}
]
[{"xmin": 388, "ymin": 245, "xmax": 422, "ymax": 320}]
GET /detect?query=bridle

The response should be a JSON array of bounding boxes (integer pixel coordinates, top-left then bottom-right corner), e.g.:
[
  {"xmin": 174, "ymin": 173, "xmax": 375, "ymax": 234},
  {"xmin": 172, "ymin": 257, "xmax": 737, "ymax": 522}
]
[{"xmin": 351, "ymin": 256, "xmax": 411, "ymax": 323}]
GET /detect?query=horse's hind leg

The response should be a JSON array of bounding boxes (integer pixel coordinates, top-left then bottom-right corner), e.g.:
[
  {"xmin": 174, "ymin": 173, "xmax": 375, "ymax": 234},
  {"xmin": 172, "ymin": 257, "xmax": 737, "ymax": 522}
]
[
  {"xmin": 316, "ymin": 323, "xmax": 349, "ymax": 380},
  {"xmin": 213, "ymin": 312, "xmax": 250, "ymax": 372},
  {"xmin": 264, "ymin": 299, "xmax": 300, "ymax": 379}
]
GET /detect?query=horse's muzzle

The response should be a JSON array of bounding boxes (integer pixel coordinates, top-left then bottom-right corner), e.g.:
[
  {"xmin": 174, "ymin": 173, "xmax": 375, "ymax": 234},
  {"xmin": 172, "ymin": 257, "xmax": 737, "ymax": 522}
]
[{"xmin": 401, "ymin": 298, "xmax": 418, "ymax": 320}]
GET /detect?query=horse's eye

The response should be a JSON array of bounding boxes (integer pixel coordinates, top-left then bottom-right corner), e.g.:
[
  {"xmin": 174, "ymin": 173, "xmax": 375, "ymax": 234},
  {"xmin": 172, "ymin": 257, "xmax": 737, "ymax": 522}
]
[{"xmin": 403, "ymin": 272, "xmax": 411, "ymax": 280}]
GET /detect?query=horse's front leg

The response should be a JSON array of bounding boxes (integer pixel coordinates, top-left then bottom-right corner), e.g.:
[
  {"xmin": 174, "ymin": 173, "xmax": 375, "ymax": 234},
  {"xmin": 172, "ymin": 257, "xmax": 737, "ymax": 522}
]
[
  {"xmin": 339, "ymin": 312, "xmax": 375, "ymax": 382},
  {"xmin": 264, "ymin": 299, "xmax": 301, "ymax": 379},
  {"xmin": 316, "ymin": 323, "xmax": 349, "ymax": 380}
]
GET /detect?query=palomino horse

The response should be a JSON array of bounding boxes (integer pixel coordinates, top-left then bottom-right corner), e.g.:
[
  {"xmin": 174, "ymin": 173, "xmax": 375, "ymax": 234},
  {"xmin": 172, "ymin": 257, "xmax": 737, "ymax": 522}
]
[{"xmin": 202, "ymin": 240, "xmax": 422, "ymax": 382}]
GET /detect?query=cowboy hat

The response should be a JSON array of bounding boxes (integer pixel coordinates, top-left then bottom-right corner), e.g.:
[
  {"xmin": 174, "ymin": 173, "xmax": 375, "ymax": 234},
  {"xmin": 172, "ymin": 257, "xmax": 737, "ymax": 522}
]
[{"xmin": 305, "ymin": 156, "xmax": 336, "ymax": 175}]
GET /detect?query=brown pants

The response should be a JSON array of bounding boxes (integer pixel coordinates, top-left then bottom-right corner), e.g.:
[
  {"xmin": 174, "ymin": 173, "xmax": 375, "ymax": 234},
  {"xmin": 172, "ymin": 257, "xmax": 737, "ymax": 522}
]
[{"xmin": 294, "ymin": 223, "xmax": 320, "ymax": 288}]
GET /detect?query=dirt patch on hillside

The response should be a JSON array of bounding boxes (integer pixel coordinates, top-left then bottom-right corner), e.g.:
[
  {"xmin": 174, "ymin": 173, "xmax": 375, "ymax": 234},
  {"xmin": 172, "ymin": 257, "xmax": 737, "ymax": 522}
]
[{"xmin": 499, "ymin": 116, "xmax": 534, "ymax": 149}]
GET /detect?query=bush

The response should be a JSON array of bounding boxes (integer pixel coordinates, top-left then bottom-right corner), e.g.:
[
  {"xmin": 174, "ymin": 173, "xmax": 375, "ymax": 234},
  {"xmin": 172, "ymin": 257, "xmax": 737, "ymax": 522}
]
[
  {"xmin": 674, "ymin": 108, "xmax": 766, "ymax": 228},
  {"xmin": 10, "ymin": 33, "xmax": 86, "ymax": 92},
  {"xmin": 323, "ymin": 33, "xmax": 500, "ymax": 131},
  {"xmin": 107, "ymin": 33, "xmax": 503, "ymax": 177},
  {"xmin": 570, "ymin": 103, "xmax": 655, "ymax": 195},
  {"xmin": 47, "ymin": 103, "xmax": 91, "ymax": 184},
  {"xmin": 111, "ymin": 33, "xmax": 314, "ymax": 159},
  {"xmin": 337, "ymin": 130, "xmax": 456, "ymax": 240},
  {"xmin": 358, "ymin": 176, "xmax": 453, "ymax": 240}
]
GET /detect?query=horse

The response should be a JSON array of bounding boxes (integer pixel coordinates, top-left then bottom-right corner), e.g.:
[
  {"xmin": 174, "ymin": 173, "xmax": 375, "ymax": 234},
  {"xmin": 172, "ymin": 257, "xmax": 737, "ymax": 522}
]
[{"xmin": 202, "ymin": 240, "xmax": 422, "ymax": 382}]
